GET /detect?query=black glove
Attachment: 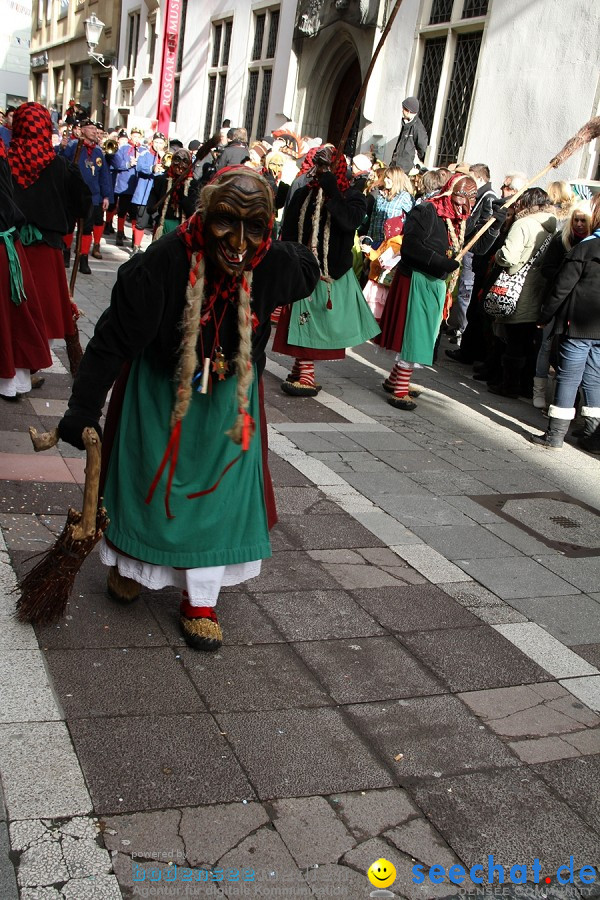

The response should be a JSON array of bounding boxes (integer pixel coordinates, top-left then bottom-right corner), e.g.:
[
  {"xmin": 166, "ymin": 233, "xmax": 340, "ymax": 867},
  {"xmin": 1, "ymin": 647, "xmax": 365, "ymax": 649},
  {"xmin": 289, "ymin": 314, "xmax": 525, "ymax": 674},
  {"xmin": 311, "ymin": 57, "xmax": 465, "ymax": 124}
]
[
  {"xmin": 447, "ymin": 258, "xmax": 460, "ymax": 272},
  {"xmin": 58, "ymin": 412, "xmax": 103, "ymax": 451},
  {"xmin": 316, "ymin": 170, "xmax": 339, "ymax": 196},
  {"xmin": 492, "ymin": 206, "xmax": 508, "ymax": 225}
]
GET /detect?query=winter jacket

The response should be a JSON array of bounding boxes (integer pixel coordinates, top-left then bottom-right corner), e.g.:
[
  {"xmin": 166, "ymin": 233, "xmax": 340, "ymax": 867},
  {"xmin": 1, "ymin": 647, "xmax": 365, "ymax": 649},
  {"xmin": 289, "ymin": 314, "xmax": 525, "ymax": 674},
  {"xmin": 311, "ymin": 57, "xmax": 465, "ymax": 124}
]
[
  {"xmin": 59, "ymin": 139, "xmax": 113, "ymax": 207},
  {"xmin": 111, "ymin": 144, "xmax": 140, "ymax": 195},
  {"xmin": 281, "ymin": 172, "xmax": 367, "ymax": 280},
  {"xmin": 62, "ymin": 233, "xmax": 321, "ymax": 429},
  {"xmin": 390, "ymin": 117, "xmax": 428, "ymax": 173},
  {"xmin": 216, "ymin": 141, "xmax": 250, "ymax": 170},
  {"xmin": 132, "ymin": 147, "xmax": 158, "ymax": 206},
  {"xmin": 494, "ymin": 210, "xmax": 557, "ymax": 324},
  {"xmin": 398, "ymin": 202, "xmax": 459, "ymax": 281},
  {"xmin": 538, "ymin": 235, "xmax": 600, "ymax": 339}
]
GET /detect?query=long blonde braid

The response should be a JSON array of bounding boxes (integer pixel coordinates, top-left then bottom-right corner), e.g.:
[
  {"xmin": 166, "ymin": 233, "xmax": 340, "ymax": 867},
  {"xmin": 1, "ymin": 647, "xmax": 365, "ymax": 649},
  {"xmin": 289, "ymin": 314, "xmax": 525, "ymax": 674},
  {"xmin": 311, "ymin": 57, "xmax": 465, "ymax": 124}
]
[
  {"xmin": 226, "ymin": 271, "xmax": 255, "ymax": 445},
  {"xmin": 171, "ymin": 253, "xmax": 204, "ymax": 428}
]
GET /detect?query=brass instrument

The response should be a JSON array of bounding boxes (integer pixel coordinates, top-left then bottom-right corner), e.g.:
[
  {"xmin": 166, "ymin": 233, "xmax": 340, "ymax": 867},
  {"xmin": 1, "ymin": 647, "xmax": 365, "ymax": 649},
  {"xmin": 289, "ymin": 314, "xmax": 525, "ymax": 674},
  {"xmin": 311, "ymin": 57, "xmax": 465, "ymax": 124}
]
[
  {"xmin": 102, "ymin": 138, "xmax": 119, "ymax": 155},
  {"xmin": 162, "ymin": 151, "xmax": 173, "ymax": 168}
]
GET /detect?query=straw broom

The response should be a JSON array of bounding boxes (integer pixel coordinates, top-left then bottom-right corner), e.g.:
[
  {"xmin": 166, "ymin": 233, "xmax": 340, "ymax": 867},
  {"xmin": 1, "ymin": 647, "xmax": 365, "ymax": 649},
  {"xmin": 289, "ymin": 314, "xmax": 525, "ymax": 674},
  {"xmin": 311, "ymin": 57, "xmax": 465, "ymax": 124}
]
[
  {"xmin": 457, "ymin": 116, "xmax": 600, "ymax": 260},
  {"xmin": 15, "ymin": 426, "xmax": 109, "ymax": 625}
]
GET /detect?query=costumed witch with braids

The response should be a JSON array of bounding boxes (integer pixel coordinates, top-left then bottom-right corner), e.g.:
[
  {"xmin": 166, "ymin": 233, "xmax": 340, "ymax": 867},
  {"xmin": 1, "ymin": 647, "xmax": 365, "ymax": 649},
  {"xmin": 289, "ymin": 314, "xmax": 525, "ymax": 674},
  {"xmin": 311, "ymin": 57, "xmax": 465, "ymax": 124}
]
[
  {"xmin": 8, "ymin": 103, "xmax": 91, "ymax": 355},
  {"xmin": 0, "ymin": 132, "xmax": 52, "ymax": 401},
  {"xmin": 147, "ymin": 148, "xmax": 199, "ymax": 240},
  {"xmin": 378, "ymin": 174, "xmax": 477, "ymax": 410},
  {"xmin": 273, "ymin": 145, "xmax": 380, "ymax": 395},
  {"xmin": 56, "ymin": 167, "xmax": 319, "ymax": 651}
]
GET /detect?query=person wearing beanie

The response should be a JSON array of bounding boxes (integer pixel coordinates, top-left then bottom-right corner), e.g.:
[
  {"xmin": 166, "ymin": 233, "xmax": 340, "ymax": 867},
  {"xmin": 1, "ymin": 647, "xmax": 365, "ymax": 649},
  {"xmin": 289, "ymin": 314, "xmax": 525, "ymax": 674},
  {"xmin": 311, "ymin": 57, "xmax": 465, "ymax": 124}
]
[{"xmin": 390, "ymin": 96, "xmax": 428, "ymax": 175}]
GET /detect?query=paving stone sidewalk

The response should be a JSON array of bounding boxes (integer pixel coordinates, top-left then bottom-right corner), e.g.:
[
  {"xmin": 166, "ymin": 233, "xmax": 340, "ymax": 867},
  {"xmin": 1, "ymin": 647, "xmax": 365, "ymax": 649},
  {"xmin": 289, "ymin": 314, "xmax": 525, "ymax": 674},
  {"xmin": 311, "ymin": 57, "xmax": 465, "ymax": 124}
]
[{"xmin": 1, "ymin": 238, "xmax": 600, "ymax": 899}]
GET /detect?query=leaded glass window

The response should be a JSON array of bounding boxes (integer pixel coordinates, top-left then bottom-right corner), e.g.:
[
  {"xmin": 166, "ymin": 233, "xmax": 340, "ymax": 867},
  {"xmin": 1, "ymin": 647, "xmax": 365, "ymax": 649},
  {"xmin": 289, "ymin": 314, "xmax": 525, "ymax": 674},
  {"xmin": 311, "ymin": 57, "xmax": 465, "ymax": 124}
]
[
  {"xmin": 416, "ymin": 36, "xmax": 447, "ymax": 139},
  {"xmin": 429, "ymin": 0, "xmax": 453, "ymax": 25},
  {"xmin": 256, "ymin": 70, "xmax": 272, "ymax": 141},
  {"xmin": 437, "ymin": 31, "xmax": 482, "ymax": 165},
  {"xmin": 266, "ymin": 10, "xmax": 280, "ymax": 58},
  {"xmin": 204, "ymin": 76, "xmax": 217, "ymax": 140},
  {"xmin": 252, "ymin": 14, "xmax": 266, "ymax": 60},
  {"xmin": 222, "ymin": 21, "xmax": 233, "ymax": 66},
  {"xmin": 245, "ymin": 71, "xmax": 259, "ymax": 135},
  {"xmin": 211, "ymin": 24, "xmax": 221, "ymax": 67},
  {"xmin": 462, "ymin": 0, "xmax": 488, "ymax": 18}
]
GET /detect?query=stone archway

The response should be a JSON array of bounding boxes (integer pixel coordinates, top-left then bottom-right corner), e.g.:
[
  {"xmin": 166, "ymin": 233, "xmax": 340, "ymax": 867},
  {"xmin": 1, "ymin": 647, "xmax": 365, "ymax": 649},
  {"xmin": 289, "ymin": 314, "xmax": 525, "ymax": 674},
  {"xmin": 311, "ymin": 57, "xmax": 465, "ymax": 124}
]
[
  {"xmin": 295, "ymin": 29, "xmax": 365, "ymax": 147},
  {"xmin": 327, "ymin": 57, "xmax": 362, "ymax": 154}
]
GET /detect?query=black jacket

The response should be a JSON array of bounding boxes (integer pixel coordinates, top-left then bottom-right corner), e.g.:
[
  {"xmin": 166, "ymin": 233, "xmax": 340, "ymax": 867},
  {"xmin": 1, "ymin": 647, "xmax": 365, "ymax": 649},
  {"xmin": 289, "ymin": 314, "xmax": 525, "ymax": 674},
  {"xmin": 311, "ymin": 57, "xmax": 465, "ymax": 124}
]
[
  {"xmin": 399, "ymin": 202, "xmax": 459, "ymax": 280},
  {"xmin": 216, "ymin": 141, "xmax": 250, "ymax": 170},
  {"xmin": 281, "ymin": 172, "xmax": 367, "ymax": 280},
  {"xmin": 63, "ymin": 231, "xmax": 320, "ymax": 426},
  {"xmin": 390, "ymin": 116, "xmax": 428, "ymax": 173},
  {"xmin": 11, "ymin": 156, "xmax": 91, "ymax": 247},
  {"xmin": 538, "ymin": 236, "xmax": 600, "ymax": 338}
]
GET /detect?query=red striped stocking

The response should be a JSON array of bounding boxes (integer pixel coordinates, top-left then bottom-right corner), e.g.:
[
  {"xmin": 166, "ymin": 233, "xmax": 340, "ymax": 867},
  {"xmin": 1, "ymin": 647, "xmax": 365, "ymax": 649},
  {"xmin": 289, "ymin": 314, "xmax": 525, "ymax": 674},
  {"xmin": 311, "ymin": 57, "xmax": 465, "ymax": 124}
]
[
  {"xmin": 393, "ymin": 365, "xmax": 414, "ymax": 398},
  {"xmin": 297, "ymin": 360, "xmax": 315, "ymax": 387}
]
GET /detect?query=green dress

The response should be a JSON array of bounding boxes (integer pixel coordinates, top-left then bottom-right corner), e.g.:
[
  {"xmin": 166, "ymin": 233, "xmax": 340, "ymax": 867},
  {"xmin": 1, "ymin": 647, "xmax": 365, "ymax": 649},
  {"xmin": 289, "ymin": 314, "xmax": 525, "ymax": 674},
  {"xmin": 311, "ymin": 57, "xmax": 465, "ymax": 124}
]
[
  {"xmin": 286, "ymin": 268, "xmax": 380, "ymax": 350},
  {"xmin": 103, "ymin": 353, "xmax": 271, "ymax": 568},
  {"xmin": 400, "ymin": 270, "xmax": 446, "ymax": 366}
]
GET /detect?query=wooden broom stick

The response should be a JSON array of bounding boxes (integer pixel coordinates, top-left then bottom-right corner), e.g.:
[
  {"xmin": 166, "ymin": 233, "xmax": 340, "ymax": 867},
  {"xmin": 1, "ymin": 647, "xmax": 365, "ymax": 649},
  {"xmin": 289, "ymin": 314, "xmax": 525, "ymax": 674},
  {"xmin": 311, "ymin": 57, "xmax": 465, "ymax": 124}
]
[
  {"xmin": 335, "ymin": 0, "xmax": 406, "ymax": 162},
  {"xmin": 457, "ymin": 116, "xmax": 600, "ymax": 260}
]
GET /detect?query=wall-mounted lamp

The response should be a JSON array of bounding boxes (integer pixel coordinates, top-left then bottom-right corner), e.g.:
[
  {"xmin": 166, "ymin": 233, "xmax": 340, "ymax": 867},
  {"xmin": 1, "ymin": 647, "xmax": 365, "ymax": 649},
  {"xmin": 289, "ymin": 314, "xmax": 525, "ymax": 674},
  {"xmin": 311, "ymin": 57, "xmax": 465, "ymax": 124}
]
[{"xmin": 84, "ymin": 13, "xmax": 113, "ymax": 68}]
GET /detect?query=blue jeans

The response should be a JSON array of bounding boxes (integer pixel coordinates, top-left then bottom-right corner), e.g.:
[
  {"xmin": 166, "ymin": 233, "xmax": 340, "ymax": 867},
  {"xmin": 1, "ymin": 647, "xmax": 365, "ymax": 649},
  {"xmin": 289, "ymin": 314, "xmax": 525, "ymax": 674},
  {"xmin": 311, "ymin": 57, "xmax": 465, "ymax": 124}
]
[
  {"xmin": 535, "ymin": 321, "xmax": 554, "ymax": 378},
  {"xmin": 553, "ymin": 338, "xmax": 600, "ymax": 408},
  {"xmin": 447, "ymin": 250, "xmax": 474, "ymax": 332}
]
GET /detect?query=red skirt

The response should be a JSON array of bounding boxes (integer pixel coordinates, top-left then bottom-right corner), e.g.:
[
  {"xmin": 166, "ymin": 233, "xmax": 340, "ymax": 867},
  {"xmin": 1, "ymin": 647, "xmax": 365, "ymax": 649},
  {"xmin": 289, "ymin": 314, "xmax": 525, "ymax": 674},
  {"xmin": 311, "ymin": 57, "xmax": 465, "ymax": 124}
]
[
  {"xmin": 0, "ymin": 240, "xmax": 52, "ymax": 379},
  {"xmin": 23, "ymin": 243, "xmax": 76, "ymax": 339},
  {"xmin": 272, "ymin": 303, "xmax": 345, "ymax": 361},
  {"xmin": 374, "ymin": 270, "xmax": 411, "ymax": 353}
]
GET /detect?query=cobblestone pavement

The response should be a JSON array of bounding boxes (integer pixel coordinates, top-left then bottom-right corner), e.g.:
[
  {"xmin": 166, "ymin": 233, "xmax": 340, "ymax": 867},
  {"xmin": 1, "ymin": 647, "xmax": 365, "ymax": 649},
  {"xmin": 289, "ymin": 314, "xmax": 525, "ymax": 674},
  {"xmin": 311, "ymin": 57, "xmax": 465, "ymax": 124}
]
[{"xmin": 1, "ymin": 230, "xmax": 600, "ymax": 899}]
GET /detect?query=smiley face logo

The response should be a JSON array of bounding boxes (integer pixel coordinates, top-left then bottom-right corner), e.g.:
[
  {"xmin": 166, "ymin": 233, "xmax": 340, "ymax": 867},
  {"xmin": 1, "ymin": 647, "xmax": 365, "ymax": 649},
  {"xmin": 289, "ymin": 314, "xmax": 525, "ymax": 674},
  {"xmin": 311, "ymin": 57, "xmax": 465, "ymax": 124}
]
[{"xmin": 367, "ymin": 858, "xmax": 397, "ymax": 888}]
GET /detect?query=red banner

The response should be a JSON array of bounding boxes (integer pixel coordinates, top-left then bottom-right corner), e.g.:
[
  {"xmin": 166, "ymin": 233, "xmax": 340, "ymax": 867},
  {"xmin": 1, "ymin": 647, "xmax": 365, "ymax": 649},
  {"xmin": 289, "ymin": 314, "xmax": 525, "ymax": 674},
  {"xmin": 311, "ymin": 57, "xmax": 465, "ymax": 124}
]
[{"xmin": 156, "ymin": 0, "xmax": 182, "ymax": 136}]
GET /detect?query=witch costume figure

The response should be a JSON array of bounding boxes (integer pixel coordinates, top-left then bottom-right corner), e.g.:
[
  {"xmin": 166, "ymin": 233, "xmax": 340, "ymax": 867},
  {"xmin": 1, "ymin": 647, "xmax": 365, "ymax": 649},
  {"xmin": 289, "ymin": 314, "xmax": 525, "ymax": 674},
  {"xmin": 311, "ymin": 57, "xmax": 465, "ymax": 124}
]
[
  {"xmin": 57, "ymin": 167, "xmax": 320, "ymax": 650},
  {"xmin": 273, "ymin": 145, "xmax": 380, "ymax": 395},
  {"xmin": 0, "ymin": 136, "xmax": 52, "ymax": 401},
  {"xmin": 8, "ymin": 103, "xmax": 90, "ymax": 352},
  {"xmin": 378, "ymin": 174, "xmax": 477, "ymax": 410}
]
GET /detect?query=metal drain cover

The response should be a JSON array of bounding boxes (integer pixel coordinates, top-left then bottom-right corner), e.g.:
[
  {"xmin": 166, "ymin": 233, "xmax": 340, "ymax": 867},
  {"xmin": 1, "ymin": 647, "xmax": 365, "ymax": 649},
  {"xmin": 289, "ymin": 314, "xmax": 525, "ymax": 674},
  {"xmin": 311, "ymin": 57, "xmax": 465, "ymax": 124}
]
[{"xmin": 470, "ymin": 492, "xmax": 600, "ymax": 557}]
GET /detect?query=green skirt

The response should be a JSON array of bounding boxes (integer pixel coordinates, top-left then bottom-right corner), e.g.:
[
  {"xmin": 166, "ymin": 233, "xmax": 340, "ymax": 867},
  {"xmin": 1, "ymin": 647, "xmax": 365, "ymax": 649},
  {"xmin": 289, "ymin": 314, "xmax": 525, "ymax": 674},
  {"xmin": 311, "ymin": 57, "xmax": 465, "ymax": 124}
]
[
  {"xmin": 287, "ymin": 268, "xmax": 380, "ymax": 350},
  {"xmin": 103, "ymin": 354, "xmax": 271, "ymax": 568},
  {"xmin": 400, "ymin": 270, "xmax": 446, "ymax": 366},
  {"xmin": 163, "ymin": 218, "xmax": 179, "ymax": 234}
]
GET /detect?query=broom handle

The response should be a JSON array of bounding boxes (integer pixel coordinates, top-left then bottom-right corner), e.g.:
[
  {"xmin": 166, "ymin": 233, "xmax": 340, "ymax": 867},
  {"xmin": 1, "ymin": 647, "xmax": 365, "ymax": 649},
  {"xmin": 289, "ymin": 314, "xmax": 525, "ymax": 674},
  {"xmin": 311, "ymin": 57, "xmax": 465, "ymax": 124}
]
[
  {"xmin": 71, "ymin": 428, "xmax": 102, "ymax": 541},
  {"xmin": 29, "ymin": 426, "xmax": 59, "ymax": 451},
  {"xmin": 457, "ymin": 162, "xmax": 554, "ymax": 260},
  {"xmin": 28, "ymin": 426, "xmax": 102, "ymax": 540}
]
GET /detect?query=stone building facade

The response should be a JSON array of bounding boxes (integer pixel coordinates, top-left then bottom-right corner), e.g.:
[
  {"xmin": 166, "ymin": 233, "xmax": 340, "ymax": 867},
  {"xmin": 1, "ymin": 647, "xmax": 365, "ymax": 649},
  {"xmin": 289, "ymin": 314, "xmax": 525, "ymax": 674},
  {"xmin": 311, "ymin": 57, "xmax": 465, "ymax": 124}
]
[
  {"xmin": 30, "ymin": 0, "xmax": 600, "ymax": 184},
  {"xmin": 29, "ymin": 0, "xmax": 120, "ymax": 128}
]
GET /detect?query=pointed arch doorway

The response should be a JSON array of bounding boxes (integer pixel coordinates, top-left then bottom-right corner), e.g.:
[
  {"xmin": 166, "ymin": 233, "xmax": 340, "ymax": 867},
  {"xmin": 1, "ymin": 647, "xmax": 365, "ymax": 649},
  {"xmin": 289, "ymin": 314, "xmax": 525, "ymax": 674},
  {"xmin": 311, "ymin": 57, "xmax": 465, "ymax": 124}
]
[{"xmin": 327, "ymin": 57, "xmax": 362, "ymax": 155}]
